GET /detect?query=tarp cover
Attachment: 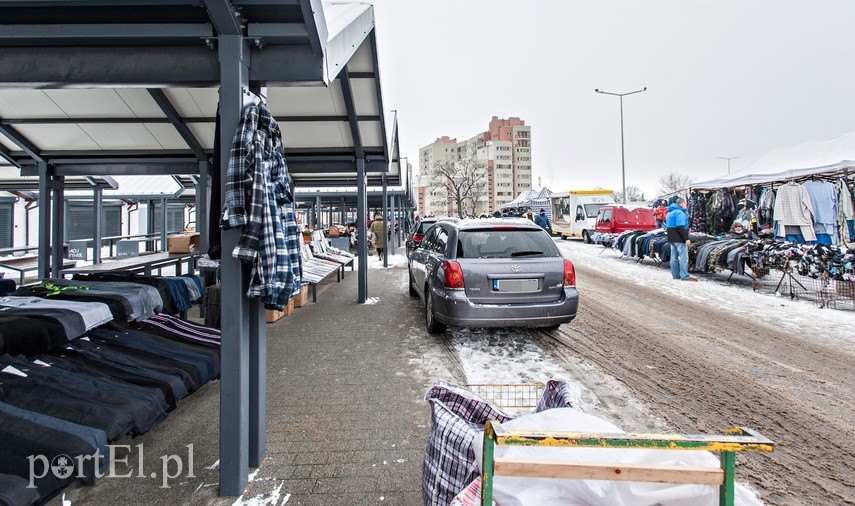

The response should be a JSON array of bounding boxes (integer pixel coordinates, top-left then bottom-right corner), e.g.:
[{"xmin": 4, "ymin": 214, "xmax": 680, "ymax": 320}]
[{"xmin": 692, "ymin": 131, "xmax": 855, "ymax": 189}]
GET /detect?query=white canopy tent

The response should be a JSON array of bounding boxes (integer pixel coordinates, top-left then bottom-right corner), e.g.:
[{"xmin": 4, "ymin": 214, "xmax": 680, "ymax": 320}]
[{"xmin": 692, "ymin": 131, "xmax": 855, "ymax": 189}]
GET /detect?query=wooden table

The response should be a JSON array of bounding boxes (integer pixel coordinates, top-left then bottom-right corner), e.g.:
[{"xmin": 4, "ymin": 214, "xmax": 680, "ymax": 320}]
[{"xmin": 64, "ymin": 252, "xmax": 199, "ymax": 276}]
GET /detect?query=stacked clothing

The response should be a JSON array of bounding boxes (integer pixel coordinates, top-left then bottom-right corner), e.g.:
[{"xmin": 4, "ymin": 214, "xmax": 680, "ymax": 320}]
[
  {"xmin": 0, "ymin": 285, "xmax": 219, "ymax": 503},
  {"xmin": 743, "ymin": 239, "xmax": 855, "ymax": 281},
  {"xmin": 70, "ymin": 273, "xmax": 201, "ymax": 315}
]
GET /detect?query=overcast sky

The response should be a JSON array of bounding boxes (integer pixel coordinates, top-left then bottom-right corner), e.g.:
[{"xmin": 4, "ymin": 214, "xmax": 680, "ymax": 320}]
[{"xmin": 369, "ymin": 0, "xmax": 855, "ymax": 199}]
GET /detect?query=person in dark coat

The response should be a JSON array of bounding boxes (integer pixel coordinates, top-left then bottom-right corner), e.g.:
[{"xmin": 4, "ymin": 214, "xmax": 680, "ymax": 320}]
[
  {"xmin": 534, "ymin": 209, "xmax": 552, "ymax": 234},
  {"xmin": 666, "ymin": 198, "xmax": 697, "ymax": 281}
]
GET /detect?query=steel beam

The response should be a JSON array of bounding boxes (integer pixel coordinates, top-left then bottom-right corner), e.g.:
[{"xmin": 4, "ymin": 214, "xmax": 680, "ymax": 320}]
[
  {"xmin": 21, "ymin": 160, "xmax": 200, "ymax": 177},
  {"xmin": 356, "ymin": 157, "xmax": 367, "ymax": 302},
  {"xmin": 0, "ymin": 121, "xmax": 44, "ymax": 163},
  {"xmin": 247, "ymin": 23, "xmax": 309, "ymax": 43},
  {"xmin": 148, "ymin": 89, "xmax": 208, "ymax": 161},
  {"xmin": 203, "ymin": 0, "xmax": 243, "ymax": 36},
  {"xmin": 0, "ymin": 45, "xmax": 219, "ymax": 87},
  {"xmin": 0, "ymin": 23, "xmax": 213, "ymax": 41},
  {"xmin": 0, "ymin": 143, "xmax": 21, "ymax": 168},
  {"xmin": 93, "ymin": 187, "xmax": 102, "ymax": 264},
  {"xmin": 298, "ymin": 0, "xmax": 323, "ymax": 55},
  {"xmin": 51, "ymin": 176, "xmax": 64, "ymax": 278},
  {"xmin": 217, "ymin": 34, "xmax": 252, "ymax": 497},
  {"xmin": 37, "ymin": 162, "xmax": 51, "ymax": 280},
  {"xmin": 382, "ymin": 173, "xmax": 388, "ymax": 267},
  {"xmin": 368, "ymin": 31, "xmax": 389, "ymax": 163},
  {"xmin": 197, "ymin": 160, "xmax": 210, "ymax": 253},
  {"xmin": 159, "ymin": 198, "xmax": 168, "ymax": 252}
]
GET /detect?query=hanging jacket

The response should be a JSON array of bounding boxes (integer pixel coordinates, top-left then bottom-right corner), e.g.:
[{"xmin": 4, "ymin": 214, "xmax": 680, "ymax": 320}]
[
  {"xmin": 222, "ymin": 102, "xmax": 302, "ymax": 310},
  {"xmin": 665, "ymin": 203, "xmax": 690, "ymax": 243},
  {"xmin": 773, "ymin": 182, "xmax": 816, "ymax": 241}
]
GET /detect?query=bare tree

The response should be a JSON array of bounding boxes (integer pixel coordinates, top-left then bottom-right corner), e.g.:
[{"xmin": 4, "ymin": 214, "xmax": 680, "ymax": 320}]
[
  {"xmin": 427, "ymin": 159, "xmax": 487, "ymax": 218},
  {"xmin": 657, "ymin": 173, "xmax": 695, "ymax": 196},
  {"xmin": 465, "ymin": 160, "xmax": 489, "ymax": 216},
  {"xmin": 614, "ymin": 186, "xmax": 645, "ymax": 203}
]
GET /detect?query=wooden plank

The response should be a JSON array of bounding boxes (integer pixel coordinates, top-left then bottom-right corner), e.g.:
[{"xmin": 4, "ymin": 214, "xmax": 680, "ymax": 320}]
[
  {"xmin": 494, "ymin": 458, "xmax": 725, "ymax": 485},
  {"xmin": 64, "ymin": 252, "xmax": 197, "ymax": 275}
]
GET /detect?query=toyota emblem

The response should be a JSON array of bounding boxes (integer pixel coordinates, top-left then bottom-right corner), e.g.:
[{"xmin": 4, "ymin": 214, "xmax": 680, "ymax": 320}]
[{"xmin": 510, "ymin": 264, "xmax": 522, "ymax": 272}]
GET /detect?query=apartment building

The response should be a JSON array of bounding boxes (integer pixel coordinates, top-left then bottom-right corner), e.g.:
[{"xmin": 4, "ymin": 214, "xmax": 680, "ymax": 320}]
[{"xmin": 417, "ymin": 117, "xmax": 532, "ymax": 217}]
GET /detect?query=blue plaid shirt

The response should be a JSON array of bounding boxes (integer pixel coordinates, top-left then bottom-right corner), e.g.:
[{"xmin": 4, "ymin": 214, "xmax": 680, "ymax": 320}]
[{"xmin": 222, "ymin": 103, "xmax": 302, "ymax": 310}]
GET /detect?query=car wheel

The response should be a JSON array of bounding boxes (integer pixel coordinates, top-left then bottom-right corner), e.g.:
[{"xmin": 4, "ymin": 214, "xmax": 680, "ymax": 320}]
[
  {"xmin": 541, "ymin": 324, "xmax": 561, "ymax": 331},
  {"xmin": 582, "ymin": 230, "xmax": 591, "ymax": 244},
  {"xmin": 425, "ymin": 290, "xmax": 446, "ymax": 335},
  {"xmin": 408, "ymin": 269, "xmax": 418, "ymax": 297},
  {"xmin": 561, "ymin": 234, "xmax": 568, "ymax": 240}
]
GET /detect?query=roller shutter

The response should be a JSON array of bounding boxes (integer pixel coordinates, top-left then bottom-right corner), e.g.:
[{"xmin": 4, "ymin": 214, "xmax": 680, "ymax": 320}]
[{"xmin": 0, "ymin": 201, "xmax": 12, "ymax": 248}]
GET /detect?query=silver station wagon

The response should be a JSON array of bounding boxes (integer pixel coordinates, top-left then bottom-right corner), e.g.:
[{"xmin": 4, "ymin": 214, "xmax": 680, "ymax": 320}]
[{"xmin": 408, "ymin": 218, "xmax": 579, "ymax": 334}]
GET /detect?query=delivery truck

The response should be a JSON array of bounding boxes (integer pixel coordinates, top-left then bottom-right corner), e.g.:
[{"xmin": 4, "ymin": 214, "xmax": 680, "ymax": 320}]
[{"xmin": 549, "ymin": 190, "xmax": 616, "ymax": 242}]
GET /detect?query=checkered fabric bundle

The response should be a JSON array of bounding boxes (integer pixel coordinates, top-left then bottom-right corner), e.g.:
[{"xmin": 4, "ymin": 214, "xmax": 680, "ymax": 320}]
[
  {"xmin": 424, "ymin": 380, "xmax": 585, "ymax": 505},
  {"xmin": 535, "ymin": 378, "xmax": 584, "ymax": 413},
  {"xmin": 423, "ymin": 382, "xmax": 514, "ymax": 506},
  {"xmin": 449, "ymin": 477, "xmax": 494, "ymax": 506}
]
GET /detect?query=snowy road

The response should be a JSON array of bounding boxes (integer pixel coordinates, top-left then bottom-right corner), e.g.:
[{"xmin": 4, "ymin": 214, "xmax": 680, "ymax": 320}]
[
  {"xmin": 553, "ymin": 239, "xmax": 854, "ymax": 506},
  {"xmin": 405, "ymin": 239, "xmax": 854, "ymax": 505}
]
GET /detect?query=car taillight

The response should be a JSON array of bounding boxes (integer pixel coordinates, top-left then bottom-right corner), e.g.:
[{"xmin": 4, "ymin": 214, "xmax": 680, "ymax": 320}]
[
  {"xmin": 563, "ymin": 259, "xmax": 576, "ymax": 287},
  {"xmin": 443, "ymin": 260, "xmax": 465, "ymax": 289},
  {"xmin": 413, "ymin": 234, "xmax": 424, "ymax": 242}
]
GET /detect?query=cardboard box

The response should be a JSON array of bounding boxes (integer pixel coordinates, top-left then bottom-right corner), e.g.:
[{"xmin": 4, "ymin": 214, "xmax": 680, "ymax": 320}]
[
  {"xmin": 265, "ymin": 299, "xmax": 294, "ymax": 323},
  {"xmin": 167, "ymin": 233, "xmax": 201, "ymax": 254},
  {"xmin": 265, "ymin": 308, "xmax": 284, "ymax": 323},
  {"xmin": 293, "ymin": 283, "xmax": 309, "ymax": 308}
]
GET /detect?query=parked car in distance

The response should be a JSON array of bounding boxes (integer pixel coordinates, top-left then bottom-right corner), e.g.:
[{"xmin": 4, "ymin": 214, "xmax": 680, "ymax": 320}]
[
  {"xmin": 594, "ymin": 204, "xmax": 657, "ymax": 235},
  {"xmin": 408, "ymin": 218, "xmax": 579, "ymax": 334},
  {"xmin": 406, "ymin": 217, "xmax": 459, "ymax": 258},
  {"xmin": 406, "ymin": 218, "xmax": 437, "ymax": 258}
]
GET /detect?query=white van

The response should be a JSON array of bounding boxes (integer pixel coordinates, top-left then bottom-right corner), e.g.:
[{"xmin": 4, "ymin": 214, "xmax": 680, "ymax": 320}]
[{"xmin": 550, "ymin": 190, "xmax": 616, "ymax": 242}]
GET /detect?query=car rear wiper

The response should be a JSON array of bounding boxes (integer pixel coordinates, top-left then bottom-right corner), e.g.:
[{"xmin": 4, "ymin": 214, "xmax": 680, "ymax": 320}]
[{"xmin": 510, "ymin": 250, "xmax": 543, "ymax": 257}]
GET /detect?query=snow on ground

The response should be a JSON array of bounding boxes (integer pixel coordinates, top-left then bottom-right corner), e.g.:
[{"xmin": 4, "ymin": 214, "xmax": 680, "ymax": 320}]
[
  {"xmin": 555, "ymin": 239, "xmax": 855, "ymax": 352},
  {"xmin": 349, "ymin": 251, "xmax": 408, "ymax": 270}
]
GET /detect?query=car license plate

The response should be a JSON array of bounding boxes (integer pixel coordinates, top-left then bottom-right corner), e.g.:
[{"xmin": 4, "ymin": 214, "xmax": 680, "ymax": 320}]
[{"xmin": 493, "ymin": 278, "xmax": 538, "ymax": 292}]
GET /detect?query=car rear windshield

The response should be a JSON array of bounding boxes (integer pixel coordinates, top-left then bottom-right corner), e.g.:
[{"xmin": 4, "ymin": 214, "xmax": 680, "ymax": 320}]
[{"xmin": 457, "ymin": 229, "xmax": 561, "ymax": 258}]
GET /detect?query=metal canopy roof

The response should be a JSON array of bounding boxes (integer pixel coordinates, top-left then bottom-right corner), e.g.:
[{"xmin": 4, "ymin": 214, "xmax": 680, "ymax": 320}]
[
  {"xmin": 0, "ymin": 165, "xmax": 117, "ymax": 190},
  {"xmin": 0, "ymin": 0, "xmax": 401, "ymax": 187}
]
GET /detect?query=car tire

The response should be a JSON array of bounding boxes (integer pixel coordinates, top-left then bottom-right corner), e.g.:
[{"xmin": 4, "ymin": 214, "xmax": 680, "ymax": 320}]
[
  {"xmin": 561, "ymin": 235, "xmax": 568, "ymax": 240},
  {"xmin": 408, "ymin": 269, "xmax": 418, "ymax": 297},
  {"xmin": 425, "ymin": 290, "xmax": 446, "ymax": 335},
  {"xmin": 582, "ymin": 230, "xmax": 591, "ymax": 244},
  {"xmin": 541, "ymin": 324, "xmax": 561, "ymax": 331}
]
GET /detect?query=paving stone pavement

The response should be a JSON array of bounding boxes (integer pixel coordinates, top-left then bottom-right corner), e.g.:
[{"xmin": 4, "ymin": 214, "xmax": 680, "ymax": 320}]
[{"xmin": 52, "ymin": 254, "xmax": 454, "ymax": 505}]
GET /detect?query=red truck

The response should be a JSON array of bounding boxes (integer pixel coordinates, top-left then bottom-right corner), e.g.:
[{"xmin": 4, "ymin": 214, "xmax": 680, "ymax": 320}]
[{"xmin": 594, "ymin": 204, "xmax": 657, "ymax": 235}]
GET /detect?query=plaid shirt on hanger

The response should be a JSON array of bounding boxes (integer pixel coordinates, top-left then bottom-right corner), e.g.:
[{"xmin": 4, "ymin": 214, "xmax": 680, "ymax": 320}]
[{"xmin": 222, "ymin": 103, "xmax": 302, "ymax": 310}]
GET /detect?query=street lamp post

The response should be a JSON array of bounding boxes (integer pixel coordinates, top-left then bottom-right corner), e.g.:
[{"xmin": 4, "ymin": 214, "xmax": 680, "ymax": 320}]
[
  {"xmin": 595, "ymin": 87, "xmax": 647, "ymax": 204},
  {"xmin": 718, "ymin": 156, "xmax": 739, "ymax": 175}
]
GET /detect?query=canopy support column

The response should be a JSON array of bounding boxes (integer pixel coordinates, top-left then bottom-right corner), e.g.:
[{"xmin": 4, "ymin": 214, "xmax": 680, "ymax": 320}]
[
  {"xmin": 197, "ymin": 160, "xmax": 210, "ymax": 253},
  {"xmin": 390, "ymin": 195, "xmax": 397, "ymax": 252},
  {"xmin": 357, "ymin": 158, "xmax": 368, "ymax": 302},
  {"xmin": 50, "ymin": 176, "xmax": 64, "ymax": 279},
  {"xmin": 382, "ymin": 173, "xmax": 388, "ymax": 267},
  {"xmin": 93, "ymin": 186, "xmax": 102, "ymax": 264},
  {"xmin": 160, "ymin": 198, "xmax": 168, "ymax": 252},
  {"xmin": 217, "ymin": 32, "xmax": 254, "ymax": 497},
  {"xmin": 37, "ymin": 162, "xmax": 51, "ymax": 280}
]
